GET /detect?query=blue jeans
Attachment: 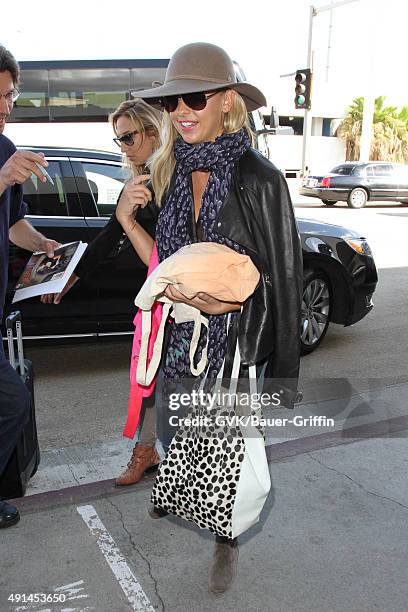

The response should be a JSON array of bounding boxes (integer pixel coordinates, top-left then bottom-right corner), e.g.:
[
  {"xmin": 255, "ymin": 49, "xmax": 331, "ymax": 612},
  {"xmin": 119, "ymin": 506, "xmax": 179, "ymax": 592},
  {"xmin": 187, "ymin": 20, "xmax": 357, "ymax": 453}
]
[{"xmin": 0, "ymin": 340, "xmax": 31, "ymax": 477}]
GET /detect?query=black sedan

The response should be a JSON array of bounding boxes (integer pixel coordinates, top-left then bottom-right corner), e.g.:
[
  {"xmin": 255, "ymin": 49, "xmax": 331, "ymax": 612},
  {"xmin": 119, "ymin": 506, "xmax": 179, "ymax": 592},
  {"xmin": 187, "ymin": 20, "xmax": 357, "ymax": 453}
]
[
  {"xmin": 300, "ymin": 161, "xmax": 408, "ymax": 208},
  {"xmin": 4, "ymin": 147, "xmax": 378, "ymax": 354}
]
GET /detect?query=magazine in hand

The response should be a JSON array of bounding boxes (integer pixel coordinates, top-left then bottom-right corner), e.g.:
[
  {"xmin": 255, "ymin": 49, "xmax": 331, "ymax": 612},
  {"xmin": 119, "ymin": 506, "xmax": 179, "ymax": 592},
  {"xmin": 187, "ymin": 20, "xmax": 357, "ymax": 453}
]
[{"xmin": 12, "ymin": 241, "xmax": 88, "ymax": 303}]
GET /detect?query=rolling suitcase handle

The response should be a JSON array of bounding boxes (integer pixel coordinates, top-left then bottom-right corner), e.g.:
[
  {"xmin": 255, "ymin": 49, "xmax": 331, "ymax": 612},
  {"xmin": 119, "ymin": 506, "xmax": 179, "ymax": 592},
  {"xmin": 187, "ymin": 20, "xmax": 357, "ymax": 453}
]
[
  {"xmin": 1, "ymin": 311, "xmax": 39, "ymax": 499},
  {"xmin": 6, "ymin": 310, "xmax": 25, "ymax": 375}
]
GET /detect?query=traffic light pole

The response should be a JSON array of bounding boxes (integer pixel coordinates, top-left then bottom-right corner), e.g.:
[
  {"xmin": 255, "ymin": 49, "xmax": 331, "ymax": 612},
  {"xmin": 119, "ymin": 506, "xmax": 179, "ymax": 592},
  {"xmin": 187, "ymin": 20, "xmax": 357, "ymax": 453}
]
[
  {"xmin": 300, "ymin": 0, "xmax": 360, "ymax": 176},
  {"xmin": 301, "ymin": 5, "xmax": 314, "ymax": 177}
]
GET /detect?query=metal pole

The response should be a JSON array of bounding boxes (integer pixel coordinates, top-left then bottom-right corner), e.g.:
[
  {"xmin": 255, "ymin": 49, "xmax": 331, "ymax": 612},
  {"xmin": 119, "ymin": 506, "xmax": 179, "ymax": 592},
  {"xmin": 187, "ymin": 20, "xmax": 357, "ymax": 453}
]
[
  {"xmin": 315, "ymin": 0, "xmax": 359, "ymax": 12},
  {"xmin": 325, "ymin": 0, "xmax": 335, "ymax": 82},
  {"xmin": 301, "ymin": 5, "xmax": 315, "ymax": 176},
  {"xmin": 301, "ymin": 0, "xmax": 360, "ymax": 174}
]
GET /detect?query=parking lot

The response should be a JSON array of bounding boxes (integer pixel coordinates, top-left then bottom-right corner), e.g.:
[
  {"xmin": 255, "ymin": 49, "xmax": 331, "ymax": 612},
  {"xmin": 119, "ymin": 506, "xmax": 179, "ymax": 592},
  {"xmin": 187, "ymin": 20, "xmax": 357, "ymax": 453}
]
[{"xmin": 1, "ymin": 196, "xmax": 408, "ymax": 612}]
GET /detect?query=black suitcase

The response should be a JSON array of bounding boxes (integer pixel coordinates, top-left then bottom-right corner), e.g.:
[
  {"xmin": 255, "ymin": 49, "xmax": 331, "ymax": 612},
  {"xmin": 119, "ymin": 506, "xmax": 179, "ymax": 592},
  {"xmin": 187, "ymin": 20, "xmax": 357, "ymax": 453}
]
[{"xmin": 0, "ymin": 311, "xmax": 40, "ymax": 500}]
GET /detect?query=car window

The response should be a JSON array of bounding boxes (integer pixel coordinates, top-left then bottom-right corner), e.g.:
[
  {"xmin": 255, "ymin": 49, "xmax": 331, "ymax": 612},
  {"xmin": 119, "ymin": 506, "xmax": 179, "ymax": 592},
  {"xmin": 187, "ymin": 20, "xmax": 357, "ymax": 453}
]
[
  {"xmin": 81, "ymin": 162, "xmax": 130, "ymax": 216},
  {"xmin": 366, "ymin": 166, "xmax": 375, "ymax": 178},
  {"xmin": 331, "ymin": 165, "xmax": 354, "ymax": 175},
  {"xmin": 23, "ymin": 161, "xmax": 68, "ymax": 216},
  {"xmin": 353, "ymin": 166, "xmax": 366, "ymax": 177},
  {"xmin": 394, "ymin": 165, "xmax": 408, "ymax": 180},
  {"xmin": 373, "ymin": 164, "xmax": 393, "ymax": 176}
]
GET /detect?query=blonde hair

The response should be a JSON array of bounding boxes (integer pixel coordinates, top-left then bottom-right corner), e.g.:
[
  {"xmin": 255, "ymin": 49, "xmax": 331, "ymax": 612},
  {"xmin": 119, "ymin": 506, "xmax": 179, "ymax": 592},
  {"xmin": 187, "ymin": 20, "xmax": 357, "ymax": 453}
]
[
  {"xmin": 109, "ymin": 99, "xmax": 162, "ymax": 176},
  {"xmin": 150, "ymin": 91, "xmax": 255, "ymax": 205}
]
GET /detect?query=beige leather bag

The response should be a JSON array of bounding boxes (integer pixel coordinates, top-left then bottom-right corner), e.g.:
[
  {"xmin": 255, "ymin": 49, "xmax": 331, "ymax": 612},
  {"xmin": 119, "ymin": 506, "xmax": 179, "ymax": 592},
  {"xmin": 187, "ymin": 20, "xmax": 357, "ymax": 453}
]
[{"xmin": 134, "ymin": 243, "xmax": 260, "ymax": 386}]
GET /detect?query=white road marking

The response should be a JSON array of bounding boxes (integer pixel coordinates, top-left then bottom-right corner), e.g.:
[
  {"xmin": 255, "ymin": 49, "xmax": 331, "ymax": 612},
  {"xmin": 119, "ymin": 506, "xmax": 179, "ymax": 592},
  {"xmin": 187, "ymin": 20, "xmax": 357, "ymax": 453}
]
[
  {"xmin": 61, "ymin": 609, "xmax": 94, "ymax": 612},
  {"xmin": 77, "ymin": 505, "xmax": 154, "ymax": 611},
  {"xmin": 13, "ymin": 579, "xmax": 91, "ymax": 611},
  {"xmin": 15, "ymin": 606, "xmax": 92, "ymax": 612},
  {"xmin": 54, "ymin": 580, "xmax": 86, "ymax": 595}
]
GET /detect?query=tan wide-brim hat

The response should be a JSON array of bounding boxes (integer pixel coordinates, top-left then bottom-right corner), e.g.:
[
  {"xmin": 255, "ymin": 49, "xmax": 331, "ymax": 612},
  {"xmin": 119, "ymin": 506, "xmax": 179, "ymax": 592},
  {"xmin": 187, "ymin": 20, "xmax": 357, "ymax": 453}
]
[{"xmin": 132, "ymin": 42, "xmax": 266, "ymax": 112}]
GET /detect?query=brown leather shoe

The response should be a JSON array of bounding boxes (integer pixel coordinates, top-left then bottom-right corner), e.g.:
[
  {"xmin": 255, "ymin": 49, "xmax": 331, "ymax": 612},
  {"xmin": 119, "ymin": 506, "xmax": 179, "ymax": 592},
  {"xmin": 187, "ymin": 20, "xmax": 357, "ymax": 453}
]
[
  {"xmin": 115, "ymin": 444, "xmax": 160, "ymax": 486},
  {"xmin": 209, "ymin": 536, "xmax": 239, "ymax": 594}
]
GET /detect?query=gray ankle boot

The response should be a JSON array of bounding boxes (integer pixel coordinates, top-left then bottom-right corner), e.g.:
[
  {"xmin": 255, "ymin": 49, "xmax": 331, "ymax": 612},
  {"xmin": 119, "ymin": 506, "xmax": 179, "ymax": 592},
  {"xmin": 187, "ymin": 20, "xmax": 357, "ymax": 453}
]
[{"xmin": 208, "ymin": 535, "xmax": 239, "ymax": 593}]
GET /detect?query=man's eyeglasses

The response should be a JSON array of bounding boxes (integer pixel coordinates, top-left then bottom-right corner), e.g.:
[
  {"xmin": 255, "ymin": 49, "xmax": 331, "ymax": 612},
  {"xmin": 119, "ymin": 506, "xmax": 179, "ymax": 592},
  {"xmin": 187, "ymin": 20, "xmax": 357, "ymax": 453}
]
[
  {"xmin": 159, "ymin": 91, "xmax": 222, "ymax": 113},
  {"xmin": 113, "ymin": 130, "xmax": 139, "ymax": 147},
  {"xmin": 0, "ymin": 89, "xmax": 20, "ymax": 104}
]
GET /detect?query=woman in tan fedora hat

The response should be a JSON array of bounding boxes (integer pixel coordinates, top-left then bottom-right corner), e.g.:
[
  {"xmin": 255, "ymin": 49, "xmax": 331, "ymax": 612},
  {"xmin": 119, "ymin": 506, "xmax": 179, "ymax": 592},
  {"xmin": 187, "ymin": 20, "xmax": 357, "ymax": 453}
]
[{"xmin": 122, "ymin": 42, "xmax": 302, "ymax": 594}]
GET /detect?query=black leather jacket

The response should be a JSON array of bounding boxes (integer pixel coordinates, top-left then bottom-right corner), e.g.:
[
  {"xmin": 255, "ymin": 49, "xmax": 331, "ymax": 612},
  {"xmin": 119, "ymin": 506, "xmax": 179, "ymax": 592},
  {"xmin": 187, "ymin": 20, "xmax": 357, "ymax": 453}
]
[
  {"xmin": 76, "ymin": 148, "xmax": 302, "ymax": 408},
  {"xmin": 215, "ymin": 148, "xmax": 303, "ymax": 409}
]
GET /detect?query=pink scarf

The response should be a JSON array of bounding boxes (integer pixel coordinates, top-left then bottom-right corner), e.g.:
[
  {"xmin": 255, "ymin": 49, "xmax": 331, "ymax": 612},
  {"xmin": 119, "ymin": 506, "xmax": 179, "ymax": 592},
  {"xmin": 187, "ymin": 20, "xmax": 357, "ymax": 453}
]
[{"xmin": 123, "ymin": 243, "xmax": 163, "ymax": 439}]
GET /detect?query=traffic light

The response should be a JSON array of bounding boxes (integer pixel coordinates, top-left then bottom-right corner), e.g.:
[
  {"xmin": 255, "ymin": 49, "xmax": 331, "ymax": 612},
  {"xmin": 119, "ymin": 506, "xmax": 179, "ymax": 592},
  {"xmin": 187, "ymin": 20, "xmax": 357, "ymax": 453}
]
[{"xmin": 294, "ymin": 69, "xmax": 312, "ymax": 110}]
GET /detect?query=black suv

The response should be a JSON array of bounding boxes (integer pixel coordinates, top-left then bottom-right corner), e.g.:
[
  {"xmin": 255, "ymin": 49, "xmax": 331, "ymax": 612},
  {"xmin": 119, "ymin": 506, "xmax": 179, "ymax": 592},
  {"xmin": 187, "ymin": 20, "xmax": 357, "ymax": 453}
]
[{"xmin": 5, "ymin": 147, "xmax": 378, "ymax": 354}]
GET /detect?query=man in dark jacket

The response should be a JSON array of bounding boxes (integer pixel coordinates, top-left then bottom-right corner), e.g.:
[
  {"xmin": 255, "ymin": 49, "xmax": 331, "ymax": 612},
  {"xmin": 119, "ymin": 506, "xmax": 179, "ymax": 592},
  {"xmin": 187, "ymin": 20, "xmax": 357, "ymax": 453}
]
[{"xmin": 0, "ymin": 45, "xmax": 58, "ymax": 528}]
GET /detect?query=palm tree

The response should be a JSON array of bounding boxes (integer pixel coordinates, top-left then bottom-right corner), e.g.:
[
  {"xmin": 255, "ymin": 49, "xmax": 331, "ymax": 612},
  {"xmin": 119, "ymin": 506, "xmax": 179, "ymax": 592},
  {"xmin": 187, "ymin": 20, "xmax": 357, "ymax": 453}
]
[{"xmin": 338, "ymin": 97, "xmax": 408, "ymax": 162}]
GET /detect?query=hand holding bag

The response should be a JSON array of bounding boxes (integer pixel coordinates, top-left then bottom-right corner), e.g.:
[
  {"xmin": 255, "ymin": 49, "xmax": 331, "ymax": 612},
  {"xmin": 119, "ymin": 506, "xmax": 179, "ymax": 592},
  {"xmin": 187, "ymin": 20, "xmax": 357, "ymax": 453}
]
[{"xmin": 134, "ymin": 242, "xmax": 260, "ymax": 387}]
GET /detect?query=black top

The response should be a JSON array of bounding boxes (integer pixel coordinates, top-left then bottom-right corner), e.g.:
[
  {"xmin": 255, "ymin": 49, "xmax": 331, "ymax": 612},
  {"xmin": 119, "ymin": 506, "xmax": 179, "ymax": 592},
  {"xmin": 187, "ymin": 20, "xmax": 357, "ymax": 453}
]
[
  {"xmin": 188, "ymin": 174, "xmax": 205, "ymax": 244},
  {"xmin": 75, "ymin": 196, "xmax": 159, "ymax": 280},
  {"xmin": 76, "ymin": 176, "xmax": 205, "ymax": 280}
]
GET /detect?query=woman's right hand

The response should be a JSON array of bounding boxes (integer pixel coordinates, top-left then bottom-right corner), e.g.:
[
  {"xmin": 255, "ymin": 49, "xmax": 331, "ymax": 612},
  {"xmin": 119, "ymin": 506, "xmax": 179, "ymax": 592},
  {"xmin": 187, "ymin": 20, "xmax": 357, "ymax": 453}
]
[
  {"xmin": 40, "ymin": 272, "xmax": 79, "ymax": 304},
  {"xmin": 116, "ymin": 174, "xmax": 152, "ymax": 228}
]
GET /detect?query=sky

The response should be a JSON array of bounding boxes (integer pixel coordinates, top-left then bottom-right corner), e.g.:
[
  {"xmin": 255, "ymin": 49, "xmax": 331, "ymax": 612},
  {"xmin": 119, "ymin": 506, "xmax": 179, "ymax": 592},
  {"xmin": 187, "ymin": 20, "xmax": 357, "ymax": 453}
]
[{"xmin": 1, "ymin": 0, "xmax": 405, "ymax": 117}]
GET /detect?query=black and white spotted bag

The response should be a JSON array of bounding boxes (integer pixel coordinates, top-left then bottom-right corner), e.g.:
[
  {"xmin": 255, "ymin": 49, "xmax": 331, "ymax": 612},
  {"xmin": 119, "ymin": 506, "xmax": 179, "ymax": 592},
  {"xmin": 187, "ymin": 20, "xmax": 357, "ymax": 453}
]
[{"xmin": 151, "ymin": 320, "xmax": 271, "ymax": 539}]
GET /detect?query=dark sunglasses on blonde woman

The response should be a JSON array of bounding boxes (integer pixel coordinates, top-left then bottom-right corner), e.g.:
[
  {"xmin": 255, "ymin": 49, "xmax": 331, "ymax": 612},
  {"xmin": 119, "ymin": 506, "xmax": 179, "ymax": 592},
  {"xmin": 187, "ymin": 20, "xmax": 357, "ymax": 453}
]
[
  {"xmin": 159, "ymin": 90, "xmax": 223, "ymax": 113},
  {"xmin": 113, "ymin": 130, "xmax": 139, "ymax": 147}
]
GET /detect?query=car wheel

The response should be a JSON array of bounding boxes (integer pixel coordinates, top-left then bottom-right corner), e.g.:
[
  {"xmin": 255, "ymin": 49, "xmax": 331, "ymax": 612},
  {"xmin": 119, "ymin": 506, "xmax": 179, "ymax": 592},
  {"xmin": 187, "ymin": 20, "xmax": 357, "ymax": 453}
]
[
  {"xmin": 300, "ymin": 269, "xmax": 331, "ymax": 355},
  {"xmin": 347, "ymin": 187, "xmax": 368, "ymax": 208},
  {"xmin": 321, "ymin": 199, "xmax": 336, "ymax": 205}
]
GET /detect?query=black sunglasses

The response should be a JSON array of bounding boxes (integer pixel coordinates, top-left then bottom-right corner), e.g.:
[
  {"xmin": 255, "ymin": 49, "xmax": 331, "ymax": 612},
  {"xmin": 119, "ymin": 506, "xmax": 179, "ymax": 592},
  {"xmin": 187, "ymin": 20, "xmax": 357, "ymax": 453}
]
[
  {"xmin": 159, "ymin": 90, "xmax": 222, "ymax": 113},
  {"xmin": 113, "ymin": 130, "xmax": 139, "ymax": 147}
]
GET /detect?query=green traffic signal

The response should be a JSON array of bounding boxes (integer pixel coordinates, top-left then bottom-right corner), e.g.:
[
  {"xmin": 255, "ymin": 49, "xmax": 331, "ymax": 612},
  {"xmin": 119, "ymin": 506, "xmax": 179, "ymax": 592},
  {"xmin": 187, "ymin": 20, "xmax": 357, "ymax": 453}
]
[{"xmin": 294, "ymin": 69, "xmax": 312, "ymax": 110}]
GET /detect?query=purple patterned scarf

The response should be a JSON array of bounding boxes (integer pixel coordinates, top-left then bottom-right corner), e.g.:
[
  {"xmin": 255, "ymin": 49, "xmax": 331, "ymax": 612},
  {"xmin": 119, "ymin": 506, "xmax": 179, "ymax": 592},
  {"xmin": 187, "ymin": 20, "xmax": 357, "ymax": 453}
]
[{"xmin": 156, "ymin": 128, "xmax": 251, "ymax": 382}]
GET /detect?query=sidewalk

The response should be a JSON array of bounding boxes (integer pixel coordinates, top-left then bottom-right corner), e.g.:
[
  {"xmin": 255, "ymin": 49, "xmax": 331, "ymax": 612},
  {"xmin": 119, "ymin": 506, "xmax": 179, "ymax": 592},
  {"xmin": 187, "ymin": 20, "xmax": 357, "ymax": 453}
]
[
  {"xmin": 1, "ymin": 427, "xmax": 407, "ymax": 612},
  {"xmin": 20, "ymin": 378, "xmax": 408, "ymax": 495}
]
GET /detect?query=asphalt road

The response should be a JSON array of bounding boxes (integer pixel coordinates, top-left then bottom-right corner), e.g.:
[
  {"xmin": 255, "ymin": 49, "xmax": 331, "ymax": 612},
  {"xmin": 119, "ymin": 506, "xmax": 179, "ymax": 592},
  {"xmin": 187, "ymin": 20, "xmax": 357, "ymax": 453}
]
[
  {"xmin": 3, "ymin": 195, "xmax": 408, "ymax": 612},
  {"xmin": 23, "ymin": 197, "xmax": 408, "ymax": 452}
]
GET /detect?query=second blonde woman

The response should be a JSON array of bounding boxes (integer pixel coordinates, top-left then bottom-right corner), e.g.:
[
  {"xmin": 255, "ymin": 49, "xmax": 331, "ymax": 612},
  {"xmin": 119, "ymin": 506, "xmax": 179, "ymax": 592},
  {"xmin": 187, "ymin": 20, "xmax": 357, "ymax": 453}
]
[{"xmin": 41, "ymin": 99, "xmax": 162, "ymax": 485}]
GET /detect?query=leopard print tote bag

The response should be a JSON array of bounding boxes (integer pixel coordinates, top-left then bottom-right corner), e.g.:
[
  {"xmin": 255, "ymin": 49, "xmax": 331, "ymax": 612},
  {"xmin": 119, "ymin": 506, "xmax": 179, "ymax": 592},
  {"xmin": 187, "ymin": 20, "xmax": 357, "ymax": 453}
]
[{"xmin": 151, "ymin": 320, "xmax": 271, "ymax": 539}]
